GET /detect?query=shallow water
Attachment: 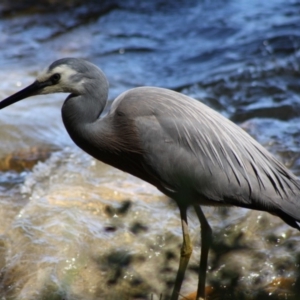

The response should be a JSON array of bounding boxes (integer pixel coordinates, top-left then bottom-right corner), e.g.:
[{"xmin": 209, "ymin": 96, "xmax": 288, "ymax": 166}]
[{"xmin": 0, "ymin": 0, "xmax": 300, "ymax": 299}]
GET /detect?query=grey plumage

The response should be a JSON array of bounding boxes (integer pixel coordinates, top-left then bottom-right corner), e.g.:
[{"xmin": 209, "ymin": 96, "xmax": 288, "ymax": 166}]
[
  {"xmin": 108, "ymin": 86, "xmax": 300, "ymax": 228},
  {"xmin": 1, "ymin": 58, "xmax": 299, "ymax": 300}
]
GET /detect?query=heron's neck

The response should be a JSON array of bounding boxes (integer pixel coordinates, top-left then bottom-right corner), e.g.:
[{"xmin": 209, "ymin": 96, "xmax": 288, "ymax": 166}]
[{"xmin": 61, "ymin": 90, "xmax": 107, "ymax": 147}]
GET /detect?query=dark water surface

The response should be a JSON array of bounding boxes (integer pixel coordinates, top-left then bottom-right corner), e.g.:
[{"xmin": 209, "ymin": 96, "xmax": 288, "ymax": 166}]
[{"xmin": 0, "ymin": 0, "xmax": 300, "ymax": 299}]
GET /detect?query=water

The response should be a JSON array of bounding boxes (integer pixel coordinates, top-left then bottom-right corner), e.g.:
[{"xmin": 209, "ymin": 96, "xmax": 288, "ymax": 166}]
[{"xmin": 0, "ymin": 0, "xmax": 300, "ymax": 299}]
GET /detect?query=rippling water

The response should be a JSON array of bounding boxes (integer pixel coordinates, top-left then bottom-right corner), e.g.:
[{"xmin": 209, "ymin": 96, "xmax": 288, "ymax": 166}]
[{"xmin": 0, "ymin": 0, "xmax": 300, "ymax": 299}]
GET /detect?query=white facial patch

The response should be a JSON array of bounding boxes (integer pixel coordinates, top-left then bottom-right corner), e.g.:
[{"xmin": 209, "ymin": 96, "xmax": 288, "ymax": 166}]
[
  {"xmin": 37, "ymin": 65, "xmax": 77, "ymax": 83},
  {"xmin": 35, "ymin": 64, "xmax": 85, "ymax": 95}
]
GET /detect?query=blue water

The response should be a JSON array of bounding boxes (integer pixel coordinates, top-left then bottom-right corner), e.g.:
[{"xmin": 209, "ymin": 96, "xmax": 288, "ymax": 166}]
[{"xmin": 1, "ymin": 0, "xmax": 300, "ymax": 155}]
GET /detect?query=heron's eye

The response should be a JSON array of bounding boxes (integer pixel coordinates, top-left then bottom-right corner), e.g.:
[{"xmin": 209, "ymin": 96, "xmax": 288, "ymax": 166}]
[{"xmin": 50, "ymin": 73, "xmax": 61, "ymax": 84}]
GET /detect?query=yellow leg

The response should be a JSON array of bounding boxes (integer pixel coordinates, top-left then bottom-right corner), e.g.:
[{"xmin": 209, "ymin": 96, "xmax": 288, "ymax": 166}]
[
  {"xmin": 170, "ymin": 206, "xmax": 193, "ymax": 300},
  {"xmin": 193, "ymin": 205, "xmax": 212, "ymax": 300}
]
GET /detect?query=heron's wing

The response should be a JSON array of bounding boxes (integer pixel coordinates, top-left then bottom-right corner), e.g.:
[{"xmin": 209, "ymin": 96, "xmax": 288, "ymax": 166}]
[{"xmin": 123, "ymin": 87, "xmax": 300, "ymax": 220}]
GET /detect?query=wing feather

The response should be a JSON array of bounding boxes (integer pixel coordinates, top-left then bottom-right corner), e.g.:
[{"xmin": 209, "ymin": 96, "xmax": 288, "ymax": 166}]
[{"xmin": 115, "ymin": 87, "xmax": 300, "ymax": 220}]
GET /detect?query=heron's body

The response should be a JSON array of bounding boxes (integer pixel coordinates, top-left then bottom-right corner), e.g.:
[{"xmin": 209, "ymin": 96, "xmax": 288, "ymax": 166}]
[
  {"xmin": 65, "ymin": 82, "xmax": 300, "ymax": 227},
  {"xmin": 1, "ymin": 58, "xmax": 300, "ymax": 300}
]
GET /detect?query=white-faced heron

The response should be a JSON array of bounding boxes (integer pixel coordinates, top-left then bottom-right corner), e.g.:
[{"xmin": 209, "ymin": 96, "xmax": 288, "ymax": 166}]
[{"xmin": 1, "ymin": 58, "xmax": 300, "ymax": 300}]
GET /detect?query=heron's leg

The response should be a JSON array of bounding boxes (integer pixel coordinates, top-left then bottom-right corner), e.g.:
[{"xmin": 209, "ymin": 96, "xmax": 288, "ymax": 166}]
[
  {"xmin": 193, "ymin": 205, "xmax": 212, "ymax": 300},
  {"xmin": 170, "ymin": 205, "xmax": 193, "ymax": 300}
]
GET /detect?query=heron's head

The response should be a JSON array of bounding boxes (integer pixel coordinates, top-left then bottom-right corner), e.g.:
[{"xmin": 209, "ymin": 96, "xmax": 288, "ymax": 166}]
[{"xmin": 0, "ymin": 58, "xmax": 108, "ymax": 109}]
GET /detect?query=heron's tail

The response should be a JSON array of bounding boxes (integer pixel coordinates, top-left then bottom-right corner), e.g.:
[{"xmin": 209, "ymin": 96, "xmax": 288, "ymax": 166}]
[{"xmin": 277, "ymin": 210, "xmax": 300, "ymax": 231}]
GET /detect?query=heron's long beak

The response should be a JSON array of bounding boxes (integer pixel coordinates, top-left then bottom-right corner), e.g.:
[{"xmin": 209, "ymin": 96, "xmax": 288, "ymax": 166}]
[{"xmin": 0, "ymin": 80, "xmax": 43, "ymax": 109}]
